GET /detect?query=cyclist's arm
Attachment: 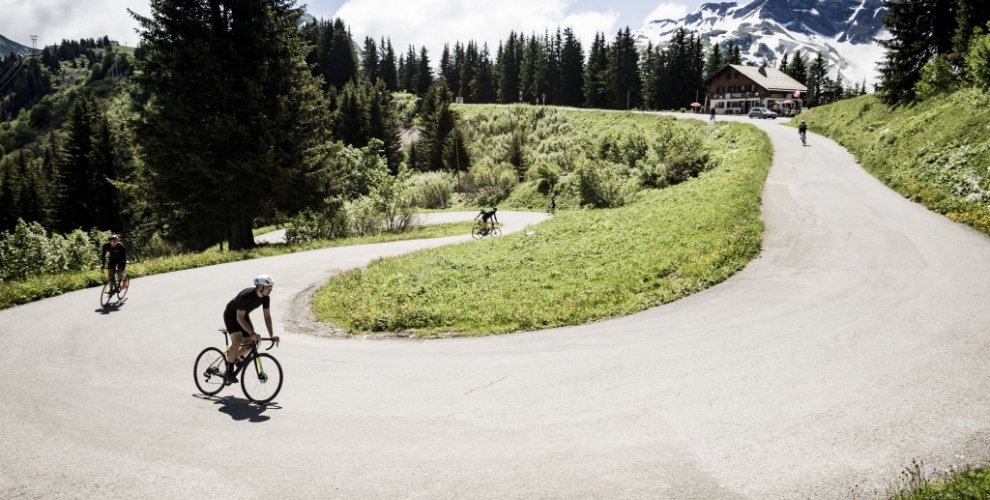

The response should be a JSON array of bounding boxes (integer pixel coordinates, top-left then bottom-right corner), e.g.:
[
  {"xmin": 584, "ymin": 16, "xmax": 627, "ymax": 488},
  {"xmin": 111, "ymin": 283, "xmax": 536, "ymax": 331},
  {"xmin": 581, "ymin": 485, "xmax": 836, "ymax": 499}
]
[
  {"xmin": 99, "ymin": 245, "xmax": 106, "ymax": 267},
  {"xmin": 262, "ymin": 307, "xmax": 274, "ymax": 338}
]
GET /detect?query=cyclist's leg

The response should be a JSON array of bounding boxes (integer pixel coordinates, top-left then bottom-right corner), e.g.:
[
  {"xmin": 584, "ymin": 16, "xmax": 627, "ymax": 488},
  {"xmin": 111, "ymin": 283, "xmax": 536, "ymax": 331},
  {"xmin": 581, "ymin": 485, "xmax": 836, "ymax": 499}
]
[
  {"xmin": 107, "ymin": 265, "xmax": 117, "ymax": 293},
  {"xmin": 223, "ymin": 313, "xmax": 248, "ymax": 372}
]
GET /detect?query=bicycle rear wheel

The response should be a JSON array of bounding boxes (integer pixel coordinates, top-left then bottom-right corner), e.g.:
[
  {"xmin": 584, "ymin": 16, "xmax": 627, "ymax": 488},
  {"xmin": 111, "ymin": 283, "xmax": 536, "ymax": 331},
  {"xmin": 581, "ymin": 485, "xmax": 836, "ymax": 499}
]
[
  {"xmin": 241, "ymin": 353, "xmax": 283, "ymax": 404},
  {"xmin": 116, "ymin": 274, "xmax": 129, "ymax": 300},
  {"xmin": 100, "ymin": 281, "xmax": 113, "ymax": 307},
  {"xmin": 193, "ymin": 347, "xmax": 228, "ymax": 396},
  {"xmin": 471, "ymin": 225, "xmax": 483, "ymax": 240}
]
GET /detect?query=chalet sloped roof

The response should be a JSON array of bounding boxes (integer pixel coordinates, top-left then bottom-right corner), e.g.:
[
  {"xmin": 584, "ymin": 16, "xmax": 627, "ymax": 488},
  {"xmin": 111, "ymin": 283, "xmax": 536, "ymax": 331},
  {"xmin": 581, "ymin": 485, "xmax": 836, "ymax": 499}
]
[{"xmin": 708, "ymin": 64, "xmax": 808, "ymax": 92}]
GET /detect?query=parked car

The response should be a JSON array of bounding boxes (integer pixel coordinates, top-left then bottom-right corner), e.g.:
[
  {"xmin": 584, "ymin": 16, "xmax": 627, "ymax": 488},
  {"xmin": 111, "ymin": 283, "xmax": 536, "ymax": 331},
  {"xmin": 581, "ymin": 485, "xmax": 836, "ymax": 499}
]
[{"xmin": 748, "ymin": 107, "xmax": 778, "ymax": 119}]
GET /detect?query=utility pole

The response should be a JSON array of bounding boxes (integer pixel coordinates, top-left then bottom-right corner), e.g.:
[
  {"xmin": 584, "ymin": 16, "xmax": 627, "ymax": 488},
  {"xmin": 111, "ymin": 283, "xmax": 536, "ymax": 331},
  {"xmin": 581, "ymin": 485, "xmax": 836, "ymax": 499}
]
[{"xmin": 30, "ymin": 35, "xmax": 38, "ymax": 51}]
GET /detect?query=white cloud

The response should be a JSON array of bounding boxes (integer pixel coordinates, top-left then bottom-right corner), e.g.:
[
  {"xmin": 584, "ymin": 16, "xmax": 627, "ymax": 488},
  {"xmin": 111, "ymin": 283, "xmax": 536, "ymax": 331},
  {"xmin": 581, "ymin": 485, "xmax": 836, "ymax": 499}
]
[
  {"xmin": 644, "ymin": 2, "xmax": 689, "ymax": 23},
  {"xmin": 0, "ymin": 0, "xmax": 150, "ymax": 48},
  {"xmin": 330, "ymin": 0, "xmax": 617, "ymax": 63}
]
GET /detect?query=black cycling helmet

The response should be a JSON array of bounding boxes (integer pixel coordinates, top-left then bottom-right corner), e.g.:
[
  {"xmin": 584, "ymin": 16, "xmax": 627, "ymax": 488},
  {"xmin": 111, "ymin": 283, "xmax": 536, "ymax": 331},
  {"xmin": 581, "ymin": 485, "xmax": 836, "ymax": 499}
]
[{"xmin": 109, "ymin": 234, "xmax": 119, "ymax": 241}]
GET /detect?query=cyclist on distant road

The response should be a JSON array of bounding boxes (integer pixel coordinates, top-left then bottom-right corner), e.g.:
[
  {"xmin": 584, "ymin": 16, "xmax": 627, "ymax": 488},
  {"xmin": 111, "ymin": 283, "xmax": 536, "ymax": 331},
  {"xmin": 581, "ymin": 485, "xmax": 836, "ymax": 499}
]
[
  {"xmin": 222, "ymin": 275, "xmax": 278, "ymax": 384},
  {"xmin": 798, "ymin": 120, "xmax": 808, "ymax": 144},
  {"xmin": 475, "ymin": 207, "xmax": 499, "ymax": 233},
  {"xmin": 99, "ymin": 234, "xmax": 127, "ymax": 295}
]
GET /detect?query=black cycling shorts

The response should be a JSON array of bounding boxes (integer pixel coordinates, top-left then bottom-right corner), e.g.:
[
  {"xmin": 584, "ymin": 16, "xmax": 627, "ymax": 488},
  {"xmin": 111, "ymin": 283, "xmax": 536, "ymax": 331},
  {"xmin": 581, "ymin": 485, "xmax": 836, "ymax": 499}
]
[
  {"xmin": 223, "ymin": 312, "xmax": 253, "ymax": 336},
  {"xmin": 107, "ymin": 259, "xmax": 126, "ymax": 271}
]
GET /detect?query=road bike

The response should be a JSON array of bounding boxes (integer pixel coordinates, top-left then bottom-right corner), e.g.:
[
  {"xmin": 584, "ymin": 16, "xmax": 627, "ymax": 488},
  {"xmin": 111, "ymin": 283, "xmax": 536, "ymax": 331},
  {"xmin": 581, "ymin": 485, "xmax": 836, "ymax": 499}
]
[
  {"xmin": 193, "ymin": 329, "xmax": 283, "ymax": 404},
  {"xmin": 471, "ymin": 222, "xmax": 502, "ymax": 239},
  {"xmin": 100, "ymin": 269, "xmax": 129, "ymax": 307}
]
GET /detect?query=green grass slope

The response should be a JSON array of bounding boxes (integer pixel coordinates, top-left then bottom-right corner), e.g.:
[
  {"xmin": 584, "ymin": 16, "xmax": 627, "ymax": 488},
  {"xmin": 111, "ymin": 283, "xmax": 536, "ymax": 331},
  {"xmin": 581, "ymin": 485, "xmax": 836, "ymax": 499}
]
[{"xmin": 312, "ymin": 120, "xmax": 772, "ymax": 337}]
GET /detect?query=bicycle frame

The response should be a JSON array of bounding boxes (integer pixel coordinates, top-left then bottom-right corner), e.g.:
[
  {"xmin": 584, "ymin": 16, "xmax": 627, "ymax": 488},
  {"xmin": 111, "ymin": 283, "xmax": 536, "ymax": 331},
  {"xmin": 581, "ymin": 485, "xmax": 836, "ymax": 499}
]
[{"xmin": 219, "ymin": 329, "xmax": 276, "ymax": 377}]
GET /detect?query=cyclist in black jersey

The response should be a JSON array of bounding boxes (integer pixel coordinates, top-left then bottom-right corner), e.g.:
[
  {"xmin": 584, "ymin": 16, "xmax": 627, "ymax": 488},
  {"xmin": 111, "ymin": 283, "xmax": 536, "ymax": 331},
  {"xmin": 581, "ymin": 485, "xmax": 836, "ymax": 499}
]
[
  {"xmin": 222, "ymin": 275, "xmax": 278, "ymax": 383},
  {"xmin": 475, "ymin": 207, "xmax": 499, "ymax": 233},
  {"xmin": 99, "ymin": 234, "xmax": 127, "ymax": 294}
]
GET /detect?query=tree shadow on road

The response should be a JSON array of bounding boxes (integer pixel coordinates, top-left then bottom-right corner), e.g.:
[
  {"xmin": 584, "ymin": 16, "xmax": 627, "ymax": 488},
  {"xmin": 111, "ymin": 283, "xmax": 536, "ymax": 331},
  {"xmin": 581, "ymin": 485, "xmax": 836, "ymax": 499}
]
[{"xmin": 192, "ymin": 394, "xmax": 282, "ymax": 423}]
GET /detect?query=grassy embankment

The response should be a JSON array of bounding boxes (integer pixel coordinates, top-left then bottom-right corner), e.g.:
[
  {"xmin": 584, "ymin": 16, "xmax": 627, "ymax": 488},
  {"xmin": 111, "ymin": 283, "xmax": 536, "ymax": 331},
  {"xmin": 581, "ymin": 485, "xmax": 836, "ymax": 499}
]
[
  {"xmin": 0, "ymin": 221, "xmax": 473, "ymax": 310},
  {"xmin": 797, "ymin": 90, "xmax": 990, "ymax": 235},
  {"xmin": 312, "ymin": 112, "xmax": 772, "ymax": 336}
]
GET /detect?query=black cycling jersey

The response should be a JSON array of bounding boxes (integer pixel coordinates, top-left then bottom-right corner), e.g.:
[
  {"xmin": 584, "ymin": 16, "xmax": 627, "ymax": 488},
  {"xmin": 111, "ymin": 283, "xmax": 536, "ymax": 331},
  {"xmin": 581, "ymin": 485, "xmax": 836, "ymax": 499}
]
[
  {"xmin": 223, "ymin": 287, "xmax": 270, "ymax": 333},
  {"xmin": 798, "ymin": 123, "xmax": 808, "ymax": 132},
  {"xmin": 100, "ymin": 242, "xmax": 127, "ymax": 266},
  {"xmin": 480, "ymin": 209, "xmax": 497, "ymax": 222}
]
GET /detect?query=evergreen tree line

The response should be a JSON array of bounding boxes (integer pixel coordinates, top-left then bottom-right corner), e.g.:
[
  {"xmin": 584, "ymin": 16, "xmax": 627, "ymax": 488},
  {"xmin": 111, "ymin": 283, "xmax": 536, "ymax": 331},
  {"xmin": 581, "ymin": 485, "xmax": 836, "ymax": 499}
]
[
  {"xmin": 3, "ymin": 1, "xmax": 886, "ymax": 257},
  {"xmin": 878, "ymin": 0, "xmax": 990, "ymax": 104},
  {"xmin": 0, "ymin": 92, "xmax": 127, "ymax": 234},
  {"xmin": 2, "ymin": 36, "xmax": 127, "ymax": 121}
]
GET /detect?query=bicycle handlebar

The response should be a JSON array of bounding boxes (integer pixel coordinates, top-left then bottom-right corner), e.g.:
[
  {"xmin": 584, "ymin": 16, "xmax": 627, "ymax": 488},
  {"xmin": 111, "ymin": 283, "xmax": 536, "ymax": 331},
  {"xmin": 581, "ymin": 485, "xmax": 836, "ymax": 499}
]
[{"xmin": 218, "ymin": 329, "xmax": 280, "ymax": 349}]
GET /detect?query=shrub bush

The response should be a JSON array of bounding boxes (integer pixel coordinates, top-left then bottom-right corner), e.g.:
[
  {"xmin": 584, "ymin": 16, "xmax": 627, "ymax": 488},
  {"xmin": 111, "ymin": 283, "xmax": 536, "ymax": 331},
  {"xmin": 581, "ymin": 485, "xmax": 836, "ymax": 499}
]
[
  {"xmin": 405, "ymin": 172, "xmax": 455, "ymax": 209},
  {"xmin": 465, "ymin": 160, "xmax": 518, "ymax": 205},
  {"xmin": 0, "ymin": 219, "xmax": 103, "ymax": 281}
]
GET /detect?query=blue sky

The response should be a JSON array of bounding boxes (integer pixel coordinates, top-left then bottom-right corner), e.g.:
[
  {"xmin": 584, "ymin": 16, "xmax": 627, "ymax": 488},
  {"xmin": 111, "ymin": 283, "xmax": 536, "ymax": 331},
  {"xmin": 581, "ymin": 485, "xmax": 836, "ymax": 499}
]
[{"xmin": 0, "ymin": 0, "xmax": 709, "ymax": 57}]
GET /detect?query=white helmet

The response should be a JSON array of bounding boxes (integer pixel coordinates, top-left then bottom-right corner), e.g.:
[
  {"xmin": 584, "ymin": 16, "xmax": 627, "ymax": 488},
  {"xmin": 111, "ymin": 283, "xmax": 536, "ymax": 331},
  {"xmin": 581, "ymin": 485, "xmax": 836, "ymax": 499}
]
[{"xmin": 253, "ymin": 274, "xmax": 275, "ymax": 287}]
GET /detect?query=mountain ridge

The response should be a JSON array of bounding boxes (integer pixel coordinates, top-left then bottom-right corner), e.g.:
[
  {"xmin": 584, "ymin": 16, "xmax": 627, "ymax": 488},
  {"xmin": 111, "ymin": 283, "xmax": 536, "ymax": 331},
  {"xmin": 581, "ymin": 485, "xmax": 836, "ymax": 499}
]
[
  {"xmin": 636, "ymin": 0, "xmax": 888, "ymax": 86},
  {"xmin": 0, "ymin": 34, "xmax": 37, "ymax": 57}
]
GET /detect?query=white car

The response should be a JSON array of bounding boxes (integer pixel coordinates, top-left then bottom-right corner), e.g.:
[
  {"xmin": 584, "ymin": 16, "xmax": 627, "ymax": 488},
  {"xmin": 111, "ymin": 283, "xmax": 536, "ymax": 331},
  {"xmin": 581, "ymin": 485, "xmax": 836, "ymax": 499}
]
[{"xmin": 748, "ymin": 107, "xmax": 778, "ymax": 119}]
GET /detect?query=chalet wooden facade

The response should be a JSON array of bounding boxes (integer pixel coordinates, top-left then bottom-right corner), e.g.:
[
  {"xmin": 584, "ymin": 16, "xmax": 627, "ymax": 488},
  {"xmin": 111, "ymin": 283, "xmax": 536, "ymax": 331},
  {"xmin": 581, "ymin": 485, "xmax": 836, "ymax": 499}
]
[{"xmin": 705, "ymin": 64, "xmax": 808, "ymax": 116}]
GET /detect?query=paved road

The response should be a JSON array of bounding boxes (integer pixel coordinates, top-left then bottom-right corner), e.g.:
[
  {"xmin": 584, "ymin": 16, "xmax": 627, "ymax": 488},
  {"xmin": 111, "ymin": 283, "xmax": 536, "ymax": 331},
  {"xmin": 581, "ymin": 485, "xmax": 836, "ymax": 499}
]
[
  {"xmin": 253, "ymin": 212, "xmax": 494, "ymax": 245},
  {"xmin": 2, "ymin": 117, "xmax": 990, "ymax": 499}
]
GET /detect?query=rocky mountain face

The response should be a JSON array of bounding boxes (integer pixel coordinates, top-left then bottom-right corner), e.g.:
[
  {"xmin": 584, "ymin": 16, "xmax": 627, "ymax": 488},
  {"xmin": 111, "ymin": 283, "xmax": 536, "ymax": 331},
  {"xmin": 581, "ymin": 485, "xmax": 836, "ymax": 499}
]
[{"xmin": 636, "ymin": 0, "xmax": 888, "ymax": 86}]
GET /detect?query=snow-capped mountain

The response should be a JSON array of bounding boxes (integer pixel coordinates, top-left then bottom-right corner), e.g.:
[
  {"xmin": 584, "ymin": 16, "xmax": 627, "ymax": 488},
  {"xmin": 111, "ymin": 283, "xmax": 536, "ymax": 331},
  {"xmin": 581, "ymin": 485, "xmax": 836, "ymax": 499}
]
[{"xmin": 636, "ymin": 0, "xmax": 888, "ymax": 87}]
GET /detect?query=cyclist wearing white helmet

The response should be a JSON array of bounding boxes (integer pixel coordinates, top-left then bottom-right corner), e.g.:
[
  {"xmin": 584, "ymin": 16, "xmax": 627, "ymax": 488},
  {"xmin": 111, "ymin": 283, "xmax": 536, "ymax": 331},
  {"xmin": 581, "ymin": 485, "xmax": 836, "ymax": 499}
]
[{"xmin": 222, "ymin": 274, "xmax": 278, "ymax": 383}]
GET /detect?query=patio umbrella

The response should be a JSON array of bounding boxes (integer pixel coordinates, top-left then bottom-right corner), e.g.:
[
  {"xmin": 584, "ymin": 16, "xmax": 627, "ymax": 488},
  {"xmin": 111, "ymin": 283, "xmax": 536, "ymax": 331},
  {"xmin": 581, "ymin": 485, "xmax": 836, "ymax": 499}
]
[
  {"xmin": 783, "ymin": 100, "xmax": 794, "ymax": 105},
  {"xmin": 690, "ymin": 102, "xmax": 702, "ymax": 107}
]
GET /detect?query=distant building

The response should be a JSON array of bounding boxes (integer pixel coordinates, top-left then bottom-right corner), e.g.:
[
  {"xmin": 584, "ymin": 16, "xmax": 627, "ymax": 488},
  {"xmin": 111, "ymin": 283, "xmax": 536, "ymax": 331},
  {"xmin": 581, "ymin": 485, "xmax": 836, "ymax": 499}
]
[{"xmin": 705, "ymin": 64, "xmax": 808, "ymax": 116}]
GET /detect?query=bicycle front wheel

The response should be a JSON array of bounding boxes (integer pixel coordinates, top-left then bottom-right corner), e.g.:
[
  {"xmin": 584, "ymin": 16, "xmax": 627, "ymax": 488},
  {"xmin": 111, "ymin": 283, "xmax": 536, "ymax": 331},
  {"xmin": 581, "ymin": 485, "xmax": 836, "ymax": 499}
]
[
  {"xmin": 490, "ymin": 227, "xmax": 502, "ymax": 237},
  {"xmin": 193, "ymin": 347, "xmax": 228, "ymax": 396},
  {"xmin": 100, "ymin": 281, "xmax": 113, "ymax": 307},
  {"xmin": 241, "ymin": 353, "xmax": 283, "ymax": 404}
]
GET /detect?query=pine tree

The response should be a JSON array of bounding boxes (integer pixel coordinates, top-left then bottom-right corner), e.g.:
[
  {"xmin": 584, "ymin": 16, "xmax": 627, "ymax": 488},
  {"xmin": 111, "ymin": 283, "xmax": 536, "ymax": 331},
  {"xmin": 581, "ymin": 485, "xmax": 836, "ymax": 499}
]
[
  {"xmin": 411, "ymin": 81, "xmax": 455, "ymax": 171},
  {"xmin": 807, "ymin": 52, "xmax": 830, "ymax": 106},
  {"xmin": 132, "ymin": 0, "xmax": 331, "ymax": 250},
  {"xmin": 439, "ymin": 44, "xmax": 454, "ymax": 87},
  {"xmin": 559, "ymin": 28, "xmax": 584, "ymax": 107},
  {"xmin": 584, "ymin": 32, "xmax": 608, "ymax": 108},
  {"xmin": 641, "ymin": 41, "xmax": 656, "ymax": 109},
  {"xmin": 362, "ymin": 36, "xmax": 380, "ymax": 82},
  {"xmin": 606, "ymin": 28, "xmax": 641, "ymax": 109},
  {"xmin": 472, "ymin": 44, "xmax": 497, "ymax": 103},
  {"xmin": 543, "ymin": 30, "xmax": 562, "ymax": 104},
  {"xmin": 56, "ymin": 93, "xmax": 97, "ymax": 231},
  {"xmin": 416, "ymin": 47, "xmax": 433, "ymax": 96},
  {"xmin": 705, "ymin": 42, "xmax": 723, "ymax": 78},
  {"xmin": 497, "ymin": 33, "xmax": 521, "ymax": 103},
  {"xmin": 460, "ymin": 41, "xmax": 479, "ymax": 101},
  {"xmin": 952, "ymin": 0, "xmax": 990, "ymax": 66},
  {"xmin": 380, "ymin": 38, "xmax": 398, "ymax": 91},
  {"xmin": 786, "ymin": 51, "xmax": 808, "ymax": 84},
  {"xmin": 878, "ymin": 0, "xmax": 958, "ymax": 104}
]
